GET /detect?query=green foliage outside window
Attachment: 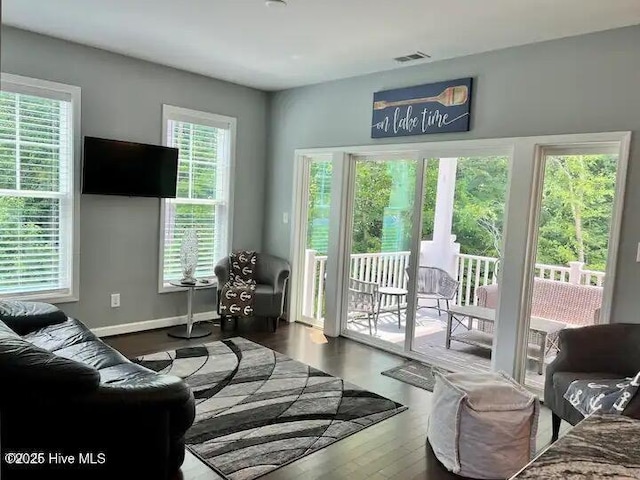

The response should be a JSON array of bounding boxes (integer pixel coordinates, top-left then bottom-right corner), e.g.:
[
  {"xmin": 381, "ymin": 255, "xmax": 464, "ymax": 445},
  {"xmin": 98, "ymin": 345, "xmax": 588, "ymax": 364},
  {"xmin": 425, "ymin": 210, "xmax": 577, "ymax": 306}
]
[
  {"xmin": 0, "ymin": 92, "xmax": 65, "ymax": 293},
  {"xmin": 306, "ymin": 154, "xmax": 616, "ymax": 272}
]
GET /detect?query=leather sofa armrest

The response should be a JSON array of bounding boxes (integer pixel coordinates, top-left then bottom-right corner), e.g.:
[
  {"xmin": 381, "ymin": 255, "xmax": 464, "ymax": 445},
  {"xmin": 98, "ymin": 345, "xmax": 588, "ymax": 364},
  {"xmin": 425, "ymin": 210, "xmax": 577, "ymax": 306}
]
[
  {"xmin": 94, "ymin": 373, "xmax": 193, "ymax": 406},
  {"xmin": 0, "ymin": 301, "xmax": 67, "ymax": 335}
]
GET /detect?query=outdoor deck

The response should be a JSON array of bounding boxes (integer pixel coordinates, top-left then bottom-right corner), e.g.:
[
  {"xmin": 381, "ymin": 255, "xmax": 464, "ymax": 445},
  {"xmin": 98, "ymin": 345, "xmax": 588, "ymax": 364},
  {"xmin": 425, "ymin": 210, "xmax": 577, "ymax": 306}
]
[
  {"xmin": 347, "ymin": 306, "xmax": 550, "ymax": 393},
  {"xmin": 305, "ymin": 250, "xmax": 601, "ymax": 395}
]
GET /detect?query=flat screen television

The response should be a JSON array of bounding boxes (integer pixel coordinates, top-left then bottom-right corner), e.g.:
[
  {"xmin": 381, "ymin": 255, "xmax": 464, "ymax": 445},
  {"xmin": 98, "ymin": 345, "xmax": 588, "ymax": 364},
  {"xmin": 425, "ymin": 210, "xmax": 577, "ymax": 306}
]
[{"xmin": 82, "ymin": 136, "xmax": 179, "ymax": 198}]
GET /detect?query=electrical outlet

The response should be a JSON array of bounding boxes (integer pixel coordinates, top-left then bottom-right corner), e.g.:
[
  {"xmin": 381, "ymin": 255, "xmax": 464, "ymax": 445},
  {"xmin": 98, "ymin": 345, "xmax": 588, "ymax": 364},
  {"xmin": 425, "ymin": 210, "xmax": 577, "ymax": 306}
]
[{"xmin": 110, "ymin": 293, "xmax": 121, "ymax": 308}]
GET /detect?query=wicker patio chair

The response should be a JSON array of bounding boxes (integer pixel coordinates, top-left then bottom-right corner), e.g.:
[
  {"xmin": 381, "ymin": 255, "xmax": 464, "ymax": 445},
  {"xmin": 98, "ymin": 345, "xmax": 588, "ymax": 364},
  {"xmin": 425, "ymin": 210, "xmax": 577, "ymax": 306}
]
[
  {"xmin": 347, "ymin": 277, "xmax": 379, "ymax": 335},
  {"xmin": 408, "ymin": 266, "xmax": 459, "ymax": 315}
]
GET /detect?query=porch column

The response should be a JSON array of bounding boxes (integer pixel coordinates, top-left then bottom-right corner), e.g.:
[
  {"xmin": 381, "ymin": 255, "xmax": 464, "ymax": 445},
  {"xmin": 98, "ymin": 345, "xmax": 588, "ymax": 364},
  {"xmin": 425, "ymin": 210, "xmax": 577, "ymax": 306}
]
[{"xmin": 427, "ymin": 158, "xmax": 458, "ymax": 276}]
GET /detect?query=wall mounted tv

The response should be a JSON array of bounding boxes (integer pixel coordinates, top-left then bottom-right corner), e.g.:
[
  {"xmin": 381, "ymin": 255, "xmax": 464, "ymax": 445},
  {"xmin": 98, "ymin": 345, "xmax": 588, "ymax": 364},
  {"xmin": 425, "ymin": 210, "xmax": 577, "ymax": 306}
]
[{"xmin": 82, "ymin": 136, "xmax": 179, "ymax": 198}]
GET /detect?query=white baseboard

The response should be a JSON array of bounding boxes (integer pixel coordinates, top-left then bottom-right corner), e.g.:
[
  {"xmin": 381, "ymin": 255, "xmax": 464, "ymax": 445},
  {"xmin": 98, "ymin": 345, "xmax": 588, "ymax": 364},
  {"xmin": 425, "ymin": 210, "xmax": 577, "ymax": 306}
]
[{"xmin": 92, "ymin": 310, "xmax": 219, "ymax": 338}]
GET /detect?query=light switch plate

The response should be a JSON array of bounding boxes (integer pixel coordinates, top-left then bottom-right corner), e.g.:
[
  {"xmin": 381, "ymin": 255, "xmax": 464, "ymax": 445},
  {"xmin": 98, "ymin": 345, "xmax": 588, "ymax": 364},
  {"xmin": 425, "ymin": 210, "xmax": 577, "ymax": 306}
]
[
  {"xmin": 283, "ymin": 212, "xmax": 289, "ymax": 224},
  {"xmin": 110, "ymin": 293, "xmax": 121, "ymax": 308},
  {"xmin": 637, "ymin": 243, "xmax": 640, "ymax": 262}
]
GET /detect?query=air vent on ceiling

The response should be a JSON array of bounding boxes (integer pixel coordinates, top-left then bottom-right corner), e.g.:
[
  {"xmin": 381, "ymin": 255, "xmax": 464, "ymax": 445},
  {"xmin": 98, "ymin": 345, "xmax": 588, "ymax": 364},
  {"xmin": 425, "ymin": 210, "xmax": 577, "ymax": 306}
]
[{"xmin": 394, "ymin": 51, "xmax": 431, "ymax": 63}]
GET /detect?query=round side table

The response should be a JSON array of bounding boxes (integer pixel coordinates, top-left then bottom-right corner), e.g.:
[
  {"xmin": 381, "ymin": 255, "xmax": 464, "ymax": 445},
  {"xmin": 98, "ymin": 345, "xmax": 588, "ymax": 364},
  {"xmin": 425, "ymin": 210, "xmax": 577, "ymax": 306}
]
[
  {"xmin": 378, "ymin": 287, "xmax": 409, "ymax": 329},
  {"xmin": 167, "ymin": 280, "xmax": 215, "ymax": 339}
]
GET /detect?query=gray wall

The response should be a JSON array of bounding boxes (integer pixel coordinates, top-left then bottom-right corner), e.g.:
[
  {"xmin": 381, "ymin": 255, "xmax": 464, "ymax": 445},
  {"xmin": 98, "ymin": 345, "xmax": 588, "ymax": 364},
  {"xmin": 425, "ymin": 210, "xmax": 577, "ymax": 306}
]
[
  {"xmin": 264, "ymin": 25, "xmax": 640, "ymax": 322},
  {"xmin": 1, "ymin": 26, "xmax": 268, "ymax": 329}
]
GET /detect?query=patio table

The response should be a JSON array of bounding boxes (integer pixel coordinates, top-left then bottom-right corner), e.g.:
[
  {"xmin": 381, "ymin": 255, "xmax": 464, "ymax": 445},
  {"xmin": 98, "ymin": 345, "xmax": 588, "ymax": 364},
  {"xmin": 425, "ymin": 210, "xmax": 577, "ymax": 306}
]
[
  {"xmin": 378, "ymin": 287, "xmax": 408, "ymax": 329},
  {"xmin": 446, "ymin": 305, "xmax": 566, "ymax": 374}
]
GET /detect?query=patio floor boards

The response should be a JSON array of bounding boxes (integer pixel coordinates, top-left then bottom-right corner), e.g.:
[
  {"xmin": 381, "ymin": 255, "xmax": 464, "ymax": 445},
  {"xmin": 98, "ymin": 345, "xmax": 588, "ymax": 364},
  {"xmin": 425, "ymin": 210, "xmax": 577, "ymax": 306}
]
[{"xmin": 347, "ymin": 308, "xmax": 547, "ymax": 393}]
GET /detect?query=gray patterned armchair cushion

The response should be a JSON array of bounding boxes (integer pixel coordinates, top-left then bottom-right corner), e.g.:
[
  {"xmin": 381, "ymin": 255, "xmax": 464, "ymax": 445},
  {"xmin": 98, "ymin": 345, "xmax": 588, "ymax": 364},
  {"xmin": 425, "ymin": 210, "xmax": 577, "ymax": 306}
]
[
  {"xmin": 215, "ymin": 253, "xmax": 290, "ymax": 319},
  {"xmin": 545, "ymin": 323, "xmax": 640, "ymax": 439}
]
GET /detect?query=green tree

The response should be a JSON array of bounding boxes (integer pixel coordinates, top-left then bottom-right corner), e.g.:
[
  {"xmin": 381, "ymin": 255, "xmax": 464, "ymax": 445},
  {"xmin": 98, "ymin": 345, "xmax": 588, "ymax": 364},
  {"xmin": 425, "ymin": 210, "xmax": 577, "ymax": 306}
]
[
  {"xmin": 306, "ymin": 160, "xmax": 332, "ymax": 254},
  {"xmin": 306, "ymin": 154, "xmax": 616, "ymax": 274},
  {"xmin": 537, "ymin": 155, "xmax": 616, "ymax": 271},
  {"xmin": 421, "ymin": 156, "xmax": 509, "ymax": 258}
]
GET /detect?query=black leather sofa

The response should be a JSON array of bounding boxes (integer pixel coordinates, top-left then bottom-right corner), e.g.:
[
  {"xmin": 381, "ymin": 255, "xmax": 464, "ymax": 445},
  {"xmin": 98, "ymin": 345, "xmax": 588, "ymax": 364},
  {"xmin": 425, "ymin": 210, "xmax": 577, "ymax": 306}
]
[
  {"xmin": 0, "ymin": 301, "xmax": 195, "ymax": 479},
  {"xmin": 544, "ymin": 323, "xmax": 640, "ymax": 441}
]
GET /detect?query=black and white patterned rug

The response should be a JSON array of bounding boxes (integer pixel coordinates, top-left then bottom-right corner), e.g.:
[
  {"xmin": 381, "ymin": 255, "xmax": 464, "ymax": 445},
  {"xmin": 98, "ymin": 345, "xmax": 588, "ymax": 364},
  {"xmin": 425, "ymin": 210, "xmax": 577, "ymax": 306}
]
[{"xmin": 137, "ymin": 337, "xmax": 407, "ymax": 480}]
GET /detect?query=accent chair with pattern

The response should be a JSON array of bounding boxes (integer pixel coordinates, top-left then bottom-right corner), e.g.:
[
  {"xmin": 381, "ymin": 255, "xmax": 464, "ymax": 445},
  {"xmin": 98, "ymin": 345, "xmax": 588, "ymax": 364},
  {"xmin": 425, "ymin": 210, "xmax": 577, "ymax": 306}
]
[{"xmin": 215, "ymin": 253, "xmax": 290, "ymax": 332}]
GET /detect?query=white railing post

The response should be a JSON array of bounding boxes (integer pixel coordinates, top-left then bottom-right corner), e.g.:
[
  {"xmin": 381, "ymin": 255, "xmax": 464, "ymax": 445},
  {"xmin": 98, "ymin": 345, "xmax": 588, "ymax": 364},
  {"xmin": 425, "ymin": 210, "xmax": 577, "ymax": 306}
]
[
  {"xmin": 316, "ymin": 257, "xmax": 326, "ymax": 321},
  {"xmin": 302, "ymin": 249, "xmax": 316, "ymax": 318},
  {"xmin": 568, "ymin": 261, "xmax": 584, "ymax": 285}
]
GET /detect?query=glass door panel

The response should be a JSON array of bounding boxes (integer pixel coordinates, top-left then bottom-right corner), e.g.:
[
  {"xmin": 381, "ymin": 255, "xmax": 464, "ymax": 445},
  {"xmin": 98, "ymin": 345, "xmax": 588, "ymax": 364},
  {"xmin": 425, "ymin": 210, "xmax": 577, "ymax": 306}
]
[
  {"xmin": 300, "ymin": 157, "xmax": 333, "ymax": 327},
  {"xmin": 522, "ymin": 151, "xmax": 618, "ymax": 393},
  {"xmin": 344, "ymin": 156, "xmax": 418, "ymax": 350},
  {"xmin": 410, "ymin": 156, "xmax": 509, "ymax": 373}
]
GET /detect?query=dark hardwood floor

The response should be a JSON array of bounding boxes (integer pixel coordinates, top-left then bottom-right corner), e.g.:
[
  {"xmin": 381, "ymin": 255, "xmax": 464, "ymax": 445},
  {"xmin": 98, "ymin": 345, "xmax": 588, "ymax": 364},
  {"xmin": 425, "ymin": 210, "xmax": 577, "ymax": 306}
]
[{"xmin": 105, "ymin": 318, "xmax": 568, "ymax": 480}]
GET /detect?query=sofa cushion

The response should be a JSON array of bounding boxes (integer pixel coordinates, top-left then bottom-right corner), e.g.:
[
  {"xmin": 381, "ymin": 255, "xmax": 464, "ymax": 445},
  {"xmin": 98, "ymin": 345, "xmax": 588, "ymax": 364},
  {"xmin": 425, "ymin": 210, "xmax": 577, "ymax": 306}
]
[
  {"xmin": 25, "ymin": 318, "xmax": 128, "ymax": 369},
  {"xmin": 24, "ymin": 318, "xmax": 193, "ymax": 406},
  {"xmin": 23, "ymin": 316, "xmax": 97, "ymax": 352},
  {"xmin": 0, "ymin": 300, "xmax": 67, "ymax": 335},
  {"xmin": 0, "ymin": 319, "xmax": 100, "ymax": 402}
]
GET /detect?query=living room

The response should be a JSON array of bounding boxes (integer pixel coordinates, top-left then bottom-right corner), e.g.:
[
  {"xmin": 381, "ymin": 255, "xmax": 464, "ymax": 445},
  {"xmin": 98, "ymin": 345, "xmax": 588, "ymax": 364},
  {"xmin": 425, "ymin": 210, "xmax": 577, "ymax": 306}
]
[{"xmin": 1, "ymin": 1, "xmax": 640, "ymax": 479}]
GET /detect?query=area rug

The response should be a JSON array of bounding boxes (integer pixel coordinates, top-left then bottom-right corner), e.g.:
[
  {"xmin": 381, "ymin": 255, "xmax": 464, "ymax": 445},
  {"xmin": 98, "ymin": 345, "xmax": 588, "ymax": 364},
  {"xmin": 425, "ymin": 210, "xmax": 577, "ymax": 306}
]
[
  {"xmin": 381, "ymin": 361, "xmax": 452, "ymax": 391},
  {"xmin": 136, "ymin": 337, "xmax": 407, "ymax": 480}
]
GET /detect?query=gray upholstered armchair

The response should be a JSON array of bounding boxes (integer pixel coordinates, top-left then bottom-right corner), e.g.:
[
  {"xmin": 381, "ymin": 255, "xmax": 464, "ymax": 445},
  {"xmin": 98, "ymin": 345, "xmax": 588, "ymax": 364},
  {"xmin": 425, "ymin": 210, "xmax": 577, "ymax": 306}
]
[
  {"xmin": 214, "ymin": 253, "xmax": 290, "ymax": 332},
  {"xmin": 545, "ymin": 323, "xmax": 640, "ymax": 441}
]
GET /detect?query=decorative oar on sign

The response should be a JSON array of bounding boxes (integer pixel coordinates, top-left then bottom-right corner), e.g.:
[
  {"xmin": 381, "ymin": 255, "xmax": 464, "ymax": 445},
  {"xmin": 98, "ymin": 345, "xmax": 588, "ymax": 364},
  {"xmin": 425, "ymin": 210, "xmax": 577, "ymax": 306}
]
[
  {"xmin": 371, "ymin": 78, "xmax": 473, "ymax": 137},
  {"xmin": 373, "ymin": 85, "xmax": 469, "ymax": 110}
]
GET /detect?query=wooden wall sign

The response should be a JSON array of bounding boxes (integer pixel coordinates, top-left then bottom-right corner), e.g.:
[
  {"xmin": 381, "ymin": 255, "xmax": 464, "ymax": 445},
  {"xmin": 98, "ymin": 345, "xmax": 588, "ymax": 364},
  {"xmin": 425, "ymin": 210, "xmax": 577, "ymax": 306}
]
[{"xmin": 371, "ymin": 77, "xmax": 473, "ymax": 138}]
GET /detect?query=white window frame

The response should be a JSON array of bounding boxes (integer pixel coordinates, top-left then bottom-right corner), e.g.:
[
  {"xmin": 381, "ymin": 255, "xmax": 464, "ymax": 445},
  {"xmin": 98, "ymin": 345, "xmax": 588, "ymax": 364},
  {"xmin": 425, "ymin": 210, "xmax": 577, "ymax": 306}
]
[
  {"xmin": 158, "ymin": 105, "xmax": 236, "ymax": 293},
  {"xmin": 0, "ymin": 73, "xmax": 81, "ymax": 303}
]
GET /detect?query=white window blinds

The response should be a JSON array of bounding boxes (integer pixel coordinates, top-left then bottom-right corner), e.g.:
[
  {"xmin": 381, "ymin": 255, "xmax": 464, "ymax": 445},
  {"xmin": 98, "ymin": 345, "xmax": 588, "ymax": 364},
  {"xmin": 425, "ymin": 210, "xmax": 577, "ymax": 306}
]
[
  {"xmin": 0, "ymin": 85, "xmax": 75, "ymax": 297},
  {"xmin": 161, "ymin": 107, "xmax": 233, "ymax": 285}
]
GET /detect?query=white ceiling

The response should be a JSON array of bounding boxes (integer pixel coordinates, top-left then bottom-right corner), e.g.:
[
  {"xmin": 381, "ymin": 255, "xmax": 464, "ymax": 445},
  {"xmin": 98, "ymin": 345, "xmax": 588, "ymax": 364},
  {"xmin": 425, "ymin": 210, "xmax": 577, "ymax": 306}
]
[{"xmin": 3, "ymin": 0, "xmax": 640, "ymax": 91}]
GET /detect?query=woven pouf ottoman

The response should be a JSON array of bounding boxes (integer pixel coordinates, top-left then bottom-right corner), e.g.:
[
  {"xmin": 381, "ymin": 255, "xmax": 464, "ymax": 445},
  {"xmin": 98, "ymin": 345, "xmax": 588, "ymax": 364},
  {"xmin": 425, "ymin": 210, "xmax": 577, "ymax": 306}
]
[{"xmin": 428, "ymin": 371, "xmax": 539, "ymax": 479}]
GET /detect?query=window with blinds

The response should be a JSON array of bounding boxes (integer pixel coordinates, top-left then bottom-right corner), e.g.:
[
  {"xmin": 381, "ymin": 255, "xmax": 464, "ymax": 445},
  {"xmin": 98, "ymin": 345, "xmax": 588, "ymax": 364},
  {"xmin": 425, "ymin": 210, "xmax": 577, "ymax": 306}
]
[
  {"xmin": 0, "ymin": 75, "xmax": 77, "ymax": 299},
  {"xmin": 160, "ymin": 106, "xmax": 234, "ymax": 287}
]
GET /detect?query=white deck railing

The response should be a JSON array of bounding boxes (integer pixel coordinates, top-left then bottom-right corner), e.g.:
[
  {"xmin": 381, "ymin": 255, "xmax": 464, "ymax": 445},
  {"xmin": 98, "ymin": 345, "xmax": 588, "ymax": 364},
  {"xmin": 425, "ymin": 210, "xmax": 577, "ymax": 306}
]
[
  {"xmin": 302, "ymin": 250, "xmax": 411, "ymax": 320},
  {"xmin": 455, "ymin": 254, "xmax": 500, "ymax": 306},
  {"xmin": 302, "ymin": 249, "xmax": 605, "ymax": 322},
  {"xmin": 455, "ymin": 255, "xmax": 605, "ymax": 307}
]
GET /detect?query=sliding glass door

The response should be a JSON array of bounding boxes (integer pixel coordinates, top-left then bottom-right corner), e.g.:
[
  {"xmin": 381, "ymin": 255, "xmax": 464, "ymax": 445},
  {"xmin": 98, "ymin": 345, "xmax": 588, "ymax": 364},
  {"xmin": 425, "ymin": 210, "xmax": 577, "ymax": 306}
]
[
  {"xmin": 408, "ymin": 155, "xmax": 509, "ymax": 372},
  {"xmin": 339, "ymin": 151, "xmax": 511, "ymax": 366},
  {"xmin": 290, "ymin": 132, "xmax": 629, "ymax": 388},
  {"xmin": 519, "ymin": 146, "xmax": 621, "ymax": 393},
  {"xmin": 343, "ymin": 155, "xmax": 419, "ymax": 350},
  {"xmin": 295, "ymin": 155, "xmax": 333, "ymax": 327}
]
